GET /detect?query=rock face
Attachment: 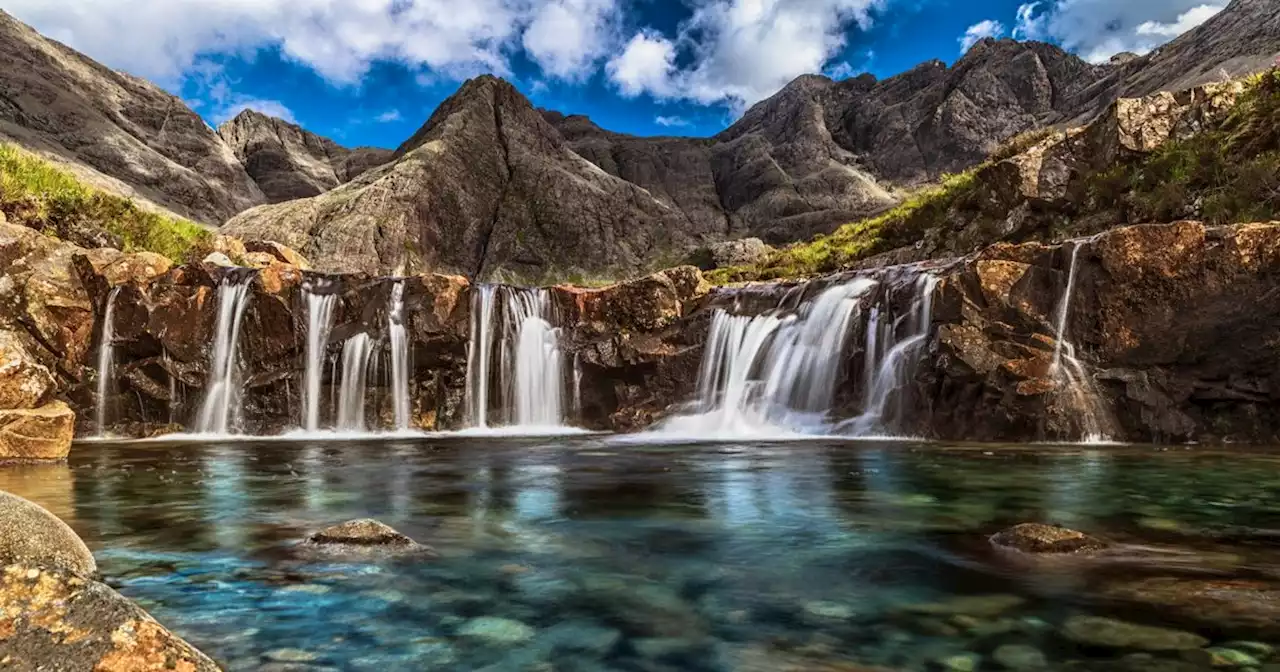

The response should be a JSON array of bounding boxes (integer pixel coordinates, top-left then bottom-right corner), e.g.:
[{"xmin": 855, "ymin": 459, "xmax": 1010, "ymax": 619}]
[
  {"xmin": 0, "ymin": 10, "xmax": 264, "ymax": 224},
  {"xmin": 217, "ymin": 109, "xmax": 393, "ymax": 203}
]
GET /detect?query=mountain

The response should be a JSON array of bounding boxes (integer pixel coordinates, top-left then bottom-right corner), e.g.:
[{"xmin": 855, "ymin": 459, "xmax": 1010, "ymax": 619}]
[
  {"xmin": 223, "ymin": 76, "xmax": 712, "ymax": 280},
  {"xmin": 217, "ymin": 110, "xmax": 394, "ymax": 203},
  {"xmin": 0, "ymin": 10, "xmax": 264, "ymax": 224}
]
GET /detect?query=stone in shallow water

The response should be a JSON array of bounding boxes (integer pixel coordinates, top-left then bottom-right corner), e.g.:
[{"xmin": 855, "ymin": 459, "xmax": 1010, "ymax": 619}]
[
  {"xmin": 901, "ymin": 593, "xmax": 1026, "ymax": 618},
  {"xmin": 537, "ymin": 621, "xmax": 623, "ymax": 655},
  {"xmin": 298, "ymin": 518, "xmax": 436, "ymax": 558},
  {"xmin": 934, "ymin": 652, "xmax": 981, "ymax": 671},
  {"xmin": 0, "ymin": 490, "xmax": 96, "ymax": 576},
  {"xmin": 1061, "ymin": 615, "xmax": 1209, "ymax": 651},
  {"xmin": 804, "ymin": 600, "xmax": 856, "ymax": 621},
  {"xmin": 456, "ymin": 616, "xmax": 536, "ymax": 646},
  {"xmin": 992, "ymin": 643, "xmax": 1048, "ymax": 669},
  {"xmin": 990, "ymin": 523, "xmax": 1106, "ymax": 554}
]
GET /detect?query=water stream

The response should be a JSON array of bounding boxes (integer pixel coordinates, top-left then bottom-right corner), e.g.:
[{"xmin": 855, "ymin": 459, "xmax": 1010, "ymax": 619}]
[
  {"xmin": 465, "ymin": 285, "xmax": 569, "ymax": 430},
  {"xmin": 302, "ymin": 287, "xmax": 338, "ymax": 432},
  {"xmin": 388, "ymin": 281, "xmax": 411, "ymax": 431},
  {"xmin": 193, "ymin": 275, "xmax": 254, "ymax": 435},
  {"xmin": 93, "ymin": 287, "xmax": 121, "ymax": 437},
  {"xmin": 336, "ymin": 333, "xmax": 375, "ymax": 432},
  {"xmin": 1050, "ymin": 241, "xmax": 1114, "ymax": 443}
]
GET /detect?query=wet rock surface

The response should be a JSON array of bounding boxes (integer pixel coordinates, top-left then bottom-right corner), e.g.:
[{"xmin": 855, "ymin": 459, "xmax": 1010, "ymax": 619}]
[
  {"xmin": 300, "ymin": 519, "xmax": 433, "ymax": 558},
  {"xmin": 990, "ymin": 523, "xmax": 1108, "ymax": 554}
]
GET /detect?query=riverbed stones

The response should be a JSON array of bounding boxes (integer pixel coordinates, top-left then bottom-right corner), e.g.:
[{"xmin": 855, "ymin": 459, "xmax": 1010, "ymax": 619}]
[
  {"xmin": 1095, "ymin": 576, "xmax": 1280, "ymax": 639},
  {"xmin": 990, "ymin": 523, "xmax": 1107, "ymax": 554},
  {"xmin": 993, "ymin": 643, "xmax": 1049, "ymax": 669},
  {"xmin": 299, "ymin": 518, "xmax": 436, "ymax": 558},
  {"xmin": 0, "ymin": 490, "xmax": 95, "ymax": 575},
  {"xmin": 455, "ymin": 616, "xmax": 535, "ymax": 646},
  {"xmin": 1061, "ymin": 615, "xmax": 1209, "ymax": 651}
]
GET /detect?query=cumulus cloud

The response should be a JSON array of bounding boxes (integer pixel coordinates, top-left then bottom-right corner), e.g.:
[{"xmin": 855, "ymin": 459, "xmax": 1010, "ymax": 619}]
[
  {"xmin": 1014, "ymin": 0, "xmax": 1227, "ymax": 64},
  {"xmin": 654, "ymin": 115, "xmax": 690, "ymax": 127},
  {"xmin": 959, "ymin": 20, "xmax": 1006, "ymax": 54},
  {"xmin": 2, "ymin": 0, "xmax": 620, "ymax": 87},
  {"xmin": 607, "ymin": 0, "xmax": 884, "ymax": 111}
]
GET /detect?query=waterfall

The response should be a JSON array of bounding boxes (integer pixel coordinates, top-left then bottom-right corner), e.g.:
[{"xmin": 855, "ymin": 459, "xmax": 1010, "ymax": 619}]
[
  {"xmin": 302, "ymin": 287, "xmax": 338, "ymax": 432},
  {"xmin": 843, "ymin": 274, "xmax": 938, "ymax": 435},
  {"xmin": 388, "ymin": 281, "xmax": 411, "ymax": 430},
  {"xmin": 662, "ymin": 278, "xmax": 878, "ymax": 436},
  {"xmin": 195, "ymin": 275, "xmax": 254, "ymax": 435},
  {"xmin": 464, "ymin": 285, "xmax": 569, "ymax": 430},
  {"xmin": 1049, "ymin": 242, "xmax": 1113, "ymax": 443},
  {"xmin": 94, "ymin": 287, "xmax": 121, "ymax": 437},
  {"xmin": 336, "ymin": 333, "xmax": 374, "ymax": 431},
  {"xmin": 466, "ymin": 285, "xmax": 498, "ymax": 428}
]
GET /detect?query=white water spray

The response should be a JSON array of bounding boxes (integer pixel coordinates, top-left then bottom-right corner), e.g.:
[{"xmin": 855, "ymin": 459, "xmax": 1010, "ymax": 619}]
[
  {"xmin": 94, "ymin": 287, "xmax": 121, "ymax": 437},
  {"xmin": 389, "ymin": 281, "xmax": 411, "ymax": 430},
  {"xmin": 302, "ymin": 288, "xmax": 337, "ymax": 431},
  {"xmin": 466, "ymin": 285, "xmax": 498, "ymax": 428},
  {"xmin": 195, "ymin": 275, "xmax": 254, "ymax": 435},
  {"xmin": 337, "ymin": 333, "xmax": 374, "ymax": 431}
]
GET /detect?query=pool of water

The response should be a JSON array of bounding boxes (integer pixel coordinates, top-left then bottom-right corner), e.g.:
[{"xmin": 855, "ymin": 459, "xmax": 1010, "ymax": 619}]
[{"xmin": 5, "ymin": 437, "xmax": 1280, "ymax": 670}]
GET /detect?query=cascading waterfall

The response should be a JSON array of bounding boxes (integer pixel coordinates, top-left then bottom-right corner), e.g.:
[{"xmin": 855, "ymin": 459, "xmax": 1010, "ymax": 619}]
[
  {"xmin": 1049, "ymin": 242, "xmax": 1113, "ymax": 443},
  {"xmin": 663, "ymin": 278, "xmax": 879, "ymax": 436},
  {"xmin": 93, "ymin": 287, "xmax": 121, "ymax": 437},
  {"xmin": 195, "ymin": 275, "xmax": 254, "ymax": 435},
  {"xmin": 843, "ymin": 274, "xmax": 938, "ymax": 435},
  {"xmin": 464, "ymin": 285, "xmax": 569, "ymax": 430},
  {"xmin": 388, "ymin": 281, "xmax": 411, "ymax": 431},
  {"xmin": 302, "ymin": 287, "xmax": 338, "ymax": 432},
  {"xmin": 336, "ymin": 333, "xmax": 374, "ymax": 431}
]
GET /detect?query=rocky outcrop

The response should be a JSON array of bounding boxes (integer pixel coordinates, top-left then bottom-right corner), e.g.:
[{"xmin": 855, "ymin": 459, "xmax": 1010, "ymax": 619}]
[
  {"xmin": 0, "ymin": 11, "xmax": 264, "ymax": 225},
  {"xmin": 217, "ymin": 109, "xmax": 393, "ymax": 203},
  {"xmin": 0, "ymin": 491, "xmax": 220, "ymax": 671},
  {"xmin": 299, "ymin": 519, "xmax": 435, "ymax": 558}
]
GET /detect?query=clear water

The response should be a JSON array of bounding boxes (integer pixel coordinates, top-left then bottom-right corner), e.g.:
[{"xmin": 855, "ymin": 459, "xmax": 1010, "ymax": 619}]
[{"xmin": 6, "ymin": 438, "xmax": 1280, "ymax": 671}]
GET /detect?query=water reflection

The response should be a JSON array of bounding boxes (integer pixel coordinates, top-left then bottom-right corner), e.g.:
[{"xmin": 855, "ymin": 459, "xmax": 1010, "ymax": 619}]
[{"xmin": 6, "ymin": 438, "xmax": 1280, "ymax": 670}]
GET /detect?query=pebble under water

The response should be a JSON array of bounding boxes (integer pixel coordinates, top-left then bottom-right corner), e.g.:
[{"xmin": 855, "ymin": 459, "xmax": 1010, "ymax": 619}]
[{"xmin": 5, "ymin": 437, "xmax": 1280, "ymax": 671}]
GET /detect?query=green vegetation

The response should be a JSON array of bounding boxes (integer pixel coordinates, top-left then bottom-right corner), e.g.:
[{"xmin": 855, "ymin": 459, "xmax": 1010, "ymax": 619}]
[
  {"xmin": 708, "ymin": 169, "xmax": 981, "ymax": 284},
  {"xmin": 711, "ymin": 68, "xmax": 1280, "ymax": 285},
  {"xmin": 0, "ymin": 143, "xmax": 214, "ymax": 262},
  {"xmin": 1089, "ymin": 68, "xmax": 1280, "ymax": 225}
]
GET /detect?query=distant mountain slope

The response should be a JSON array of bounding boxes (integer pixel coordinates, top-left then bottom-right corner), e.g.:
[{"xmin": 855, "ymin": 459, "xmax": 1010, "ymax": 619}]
[
  {"xmin": 218, "ymin": 110, "xmax": 394, "ymax": 203},
  {"xmin": 0, "ymin": 10, "xmax": 265, "ymax": 224},
  {"xmin": 224, "ymin": 77, "xmax": 709, "ymax": 280}
]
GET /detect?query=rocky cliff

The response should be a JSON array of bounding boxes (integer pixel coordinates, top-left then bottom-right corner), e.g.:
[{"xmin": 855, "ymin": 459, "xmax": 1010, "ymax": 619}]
[
  {"xmin": 0, "ymin": 11, "xmax": 265, "ymax": 225},
  {"xmin": 217, "ymin": 109, "xmax": 393, "ymax": 203}
]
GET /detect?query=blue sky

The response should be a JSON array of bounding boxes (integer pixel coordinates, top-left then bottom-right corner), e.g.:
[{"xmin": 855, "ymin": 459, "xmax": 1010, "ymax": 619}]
[{"xmin": 6, "ymin": 0, "xmax": 1225, "ymax": 148}]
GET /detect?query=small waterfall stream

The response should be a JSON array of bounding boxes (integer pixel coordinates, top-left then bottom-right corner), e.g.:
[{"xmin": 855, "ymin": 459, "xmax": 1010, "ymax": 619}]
[
  {"xmin": 1050, "ymin": 242, "xmax": 1114, "ymax": 443},
  {"xmin": 336, "ymin": 333, "xmax": 374, "ymax": 431},
  {"xmin": 388, "ymin": 281, "xmax": 411, "ymax": 431},
  {"xmin": 194, "ymin": 274, "xmax": 254, "ymax": 435},
  {"xmin": 93, "ymin": 287, "xmax": 121, "ymax": 437},
  {"xmin": 302, "ymin": 286, "xmax": 338, "ymax": 432},
  {"xmin": 465, "ymin": 285, "xmax": 569, "ymax": 430}
]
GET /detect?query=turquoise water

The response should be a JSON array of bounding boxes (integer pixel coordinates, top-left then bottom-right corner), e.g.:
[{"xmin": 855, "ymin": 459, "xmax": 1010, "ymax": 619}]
[{"xmin": 6, "ymin": 437, "xmax": 1280, "ymax": 670}]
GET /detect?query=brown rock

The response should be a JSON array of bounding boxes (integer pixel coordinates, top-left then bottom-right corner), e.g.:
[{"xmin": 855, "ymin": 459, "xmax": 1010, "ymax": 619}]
[
  {"xmin": 243, "ymin": 240, "xmax": 310, "ymax": 269},
  {"xmin": 1098, "ymin": 576, "xmax": 1280, "ymax": 639},
  {"xmin": 300, "ymin": 519, "xmax": 435, "ymax": 558},
  {"xmin": 0, "ymin": 330, "xmax": 55, "ymax": 410},
  {"xmin": 0, "ymin": 401, "xmax": 75, "ymax": 462},
  {"xmin": 990, "ymin": 523, "xmax": 1107, "ymax": 554},
  {"xmin": 0, "ymin": 564, "xmax": 220, "ymax": 671},
  {"xmin": 0, "ymin": 490, "xmax": 95, "ymax": 576}
]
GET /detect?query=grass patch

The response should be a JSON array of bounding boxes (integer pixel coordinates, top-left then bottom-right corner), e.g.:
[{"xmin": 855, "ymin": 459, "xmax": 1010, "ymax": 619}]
[
  {"xmin": 709, "ymin": 168, "xmax": 981, "ymax": 284},
  {"xmin": 0, "ymin": 143, "xmax": 213, "ymax": 262}
]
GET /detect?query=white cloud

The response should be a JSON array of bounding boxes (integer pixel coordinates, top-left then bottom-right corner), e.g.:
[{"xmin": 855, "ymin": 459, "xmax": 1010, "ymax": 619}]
[
  {"xmin": 1018, "ymin": 0, "xmax": 1227, "ymax": 64},
  {"xmin": 654, "ymin": 115, "xmax": 690, "ymax": 127},
  {"xmin": 211, "ymin": 98, "xmax": 297, "ymax": 125},
  {"xmin": 607, "ymin": 0, "xmax": 885, "ymax": 111},
  {"xmin": 959, "ymin": 20, "xmax": 1007, "ymax": 54},
  {"xmin": 1, "ymin": 0, "xmax": 617, "ymax": 88},
  {"xmin": 376, "ymin": 109, "xmax": 402, "ymax": 123},
  {"xmin": 522, "ymin": 0, "xmax": 619, "ymax": 80}
]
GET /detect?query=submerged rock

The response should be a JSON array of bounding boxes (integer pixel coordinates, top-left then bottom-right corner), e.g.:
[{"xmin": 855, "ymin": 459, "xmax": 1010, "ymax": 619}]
[
  {"xmin": 455, "ymin": 616, "xmax": 535, "ymax": 646},
  {"xmin": 299, "ymin": 519, "xmax": 436, "ymax": 558},
  {"xmin": 990, "ymin": 523, "xmax": 1107, "ymax": 554},
  {"xmin": 1061, "ymin": 615, "xmax": 1209, "ymax": 651},
  {"xmin": 1096, "ymin": 576, "xmax": 1280, "ymax": 639},
  {"xmin": 0, "ymin": 490, "xmax": 95, "ymax": 576}
]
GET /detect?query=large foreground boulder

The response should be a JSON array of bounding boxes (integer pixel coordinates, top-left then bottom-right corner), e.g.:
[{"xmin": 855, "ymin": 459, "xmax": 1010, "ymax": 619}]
[{"xmin": 0, "ymin": 491, "xmax": 220, "ymax": 670}]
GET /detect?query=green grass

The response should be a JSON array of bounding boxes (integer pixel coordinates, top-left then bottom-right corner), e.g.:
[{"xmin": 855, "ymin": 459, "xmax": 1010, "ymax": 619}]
[
  {"xmin": 708, "ymin": 168, "xmax": 980, "ymax": 284},
  {"xmin": 0, "ymin": 143, "xmax": 213, "ymax": 262}
]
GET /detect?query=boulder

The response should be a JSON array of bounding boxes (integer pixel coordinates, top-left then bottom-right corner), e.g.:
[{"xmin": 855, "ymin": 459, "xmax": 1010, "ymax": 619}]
[
  {"xmin": 0, "ymin": 401, "xmax": 75, "ymax": 462},
  {"xmin": 201, "ymin": 252, "xmax": 235, "ymax": 268},
  {"xmin": 1097, "ymin": 576, "xmax": 1280, "ymax": 639},
  {"xmin": 702, "ymin": 238, "xmax": 772, "ymax": 269},
  {"xmin": 0, "ymin": 490, "xmax": 95, "ymax": 576},
  {"xmin": 0, "ymin": 565, "xmax": 221, "ymax": 671},
  {"xmin": 0, "ymin": 330, "xmax": 55, "ymax": 410},
  {"xmin": 1061, "ymin": 615, "xmax": 1208, "ymax": 651},
  {"xmin": 990, "ymin": 523, "xmax": 1108, "ymax": 554},
  {"xmin": 243, "ymin": 240, "xmax": 310, "ymax": 269}
]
